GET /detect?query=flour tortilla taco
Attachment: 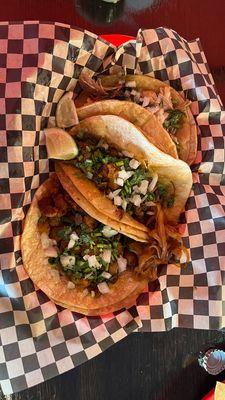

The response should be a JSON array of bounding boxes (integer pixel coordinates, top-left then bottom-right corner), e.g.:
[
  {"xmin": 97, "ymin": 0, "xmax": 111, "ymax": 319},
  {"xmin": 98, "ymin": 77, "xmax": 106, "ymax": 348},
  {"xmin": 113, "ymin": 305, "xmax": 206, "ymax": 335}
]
[
  {"xmin": 75, "ymin": 74, "xmax": 197, "ymax": 165},
  {"xmin": 21, "ymin": 174, "xmax": 153, "ymax": 316}
]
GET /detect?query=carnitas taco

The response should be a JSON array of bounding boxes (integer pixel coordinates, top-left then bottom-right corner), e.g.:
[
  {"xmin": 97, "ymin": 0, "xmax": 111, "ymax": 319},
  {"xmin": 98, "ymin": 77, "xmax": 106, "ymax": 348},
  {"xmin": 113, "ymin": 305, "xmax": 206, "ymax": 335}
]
[
  {"xmin": 74, "ymin": 74, "xmax": 197, "ymax": 165},
  {"xmin": 21, "ymin": 174, "xmax": 153, "ymax": 316}
]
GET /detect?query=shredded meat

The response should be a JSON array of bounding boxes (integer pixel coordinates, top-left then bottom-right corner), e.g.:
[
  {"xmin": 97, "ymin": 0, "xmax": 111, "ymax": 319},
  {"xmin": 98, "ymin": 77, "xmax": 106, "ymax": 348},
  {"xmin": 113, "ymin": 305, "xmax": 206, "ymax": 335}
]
[
  {"xmin": 38, "ymin": 197, "xmax": 60, "ymax": 218},
  {"xmin": 78, "ymin": 73, "xmax": 124, "ymax": 100},
  {"xmin": 140, "ymin": 89, "xmax": 158, "ymax": 104},
  {"xmin": 54, "ymin": 193, "xmax": 68, "ymax": 214},
  {"xmin": 160, "ymin": 87, "xmax": 173, "ymax": 110}
]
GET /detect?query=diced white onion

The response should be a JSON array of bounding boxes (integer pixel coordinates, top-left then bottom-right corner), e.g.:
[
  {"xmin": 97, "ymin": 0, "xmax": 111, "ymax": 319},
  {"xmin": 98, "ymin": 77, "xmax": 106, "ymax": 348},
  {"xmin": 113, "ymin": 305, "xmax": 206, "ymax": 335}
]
[
  {"xmin": 87, "ymin": 255, "xmax": 101, "ymax": 269},
  {"xmin": 87, "ymin": 172, "xmax": 93, "ymax": 179},
  {"xmin": 108, "ymin": 188, "xmax": 121, "ymax": 200},
  {"xmin": 91, "ymin": 290, "xmax": 95, "ymax": 298},
  {"xmin": 131, "ymin": 194, "xmax": 142, "ymax": 207},
  {"xmin": 139, "ymin": 180, "xmax": 149, "ymax": 195},
  {"xmin": 70, "ymin": 232, "xmax": 79, "ymax": 241},
  {"xmin": 118, "ymin": 170, "xmax": 134, "ymax": 181},
  {"xmin": 117, "ymin": 256, "xmax": 127, "ymax": 273},
  {"xmin": 133, "ymin": 185, "xmax": 140, "ymax": 193},
  {"xmin": 148, "ymin": 173, "xmax": 158, "ymax": 192},
  {"xmin": 101, "ymin": 271, "xmax": 112, "ymax": 280},
  {"xmin": 102, "ymin": 226, "xmax": 118, "ymax": 238},
  {"xmin": 146, "ymin": 211, "xmax": 155, "ymax": 215},
  {"xmin": 115, "ymin": 177, "xmax": 124, "ymax": 187},
  {"xmin": 129, "ymin": 159, "xmax": 140, "ymax": 169},
  {"xmin": 122, "ymin": 150, "xmax": 134, "ymax": 158},
  {"xmin": 60, "ymin": 255, "xmax": 75, "ymax": 268},
  {"xmin": 114, "ymin": 195, "xmax": 122, "ymax": 206},
  {"xmin": 97, "ymin": 282, "xmax": 110, "ymax": 294},
  {"xmin": 67, "ymin": 281, "xmax": 75, "ymax": 289},
  {"xmin": 67, "ymin": 239, "xmax": 75, "ymax": 249},
  {"xmin": 44, "ymin": 246, "xmax": 58, "ymax": 258},
  {"xmin": 125, "ymin": 81, "xmax": 136, "ymax": 88},
  {"xmin": 102, "ymin": 249, "xmax": 111, "ymax": 263}
]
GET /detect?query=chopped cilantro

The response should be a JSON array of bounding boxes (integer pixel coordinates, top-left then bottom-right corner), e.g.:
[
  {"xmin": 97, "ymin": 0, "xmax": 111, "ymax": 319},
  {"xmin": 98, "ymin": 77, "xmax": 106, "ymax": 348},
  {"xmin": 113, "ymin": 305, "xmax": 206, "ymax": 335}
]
[
  {"xmin": 163, "ymin": 109, "xmax": 185, "ymax": 134},
  {"xmin": 167, "ymin": 197, "xmax": 175, "ymax": 208},
  {"xmin": 172, "ymin": 98, "xmax": 179, "ymax": 106},
  {"xmin": 58, "ymin": 226, "xmax": 72, "ymax": 239}
]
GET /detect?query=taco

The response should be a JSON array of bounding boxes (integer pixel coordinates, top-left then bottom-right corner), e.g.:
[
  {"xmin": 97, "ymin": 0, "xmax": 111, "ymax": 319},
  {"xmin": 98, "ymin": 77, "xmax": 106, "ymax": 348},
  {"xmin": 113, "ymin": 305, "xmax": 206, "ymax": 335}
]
[
  {"xmin": 55, "ymin": 114, "xmax": 192, "ymax": 225},
  {"xmin": 75, "ymin": 74, "xmax": 197, "ymax": 165},
  {"xmin": 21, "ymin": 174, "xmax": 152, "ymax": 316},
  {"xmin": 46, "ymin": 115, "xmax": 191, "ymax": 273},
  {"xmin": 76, "ymin": 100, "xmax": 178, "ymax": 159}
]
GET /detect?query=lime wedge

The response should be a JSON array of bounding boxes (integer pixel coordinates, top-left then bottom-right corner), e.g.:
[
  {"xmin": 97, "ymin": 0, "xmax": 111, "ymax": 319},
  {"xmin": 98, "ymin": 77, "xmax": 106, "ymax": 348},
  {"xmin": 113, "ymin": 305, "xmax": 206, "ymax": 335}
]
[
  {"xmin": 56, "ymin": 92, "xmax": 79, "ymax": 128},
  {"xmin": 44, "ymin": 128, "xmax": 78, "ymax": 160}
]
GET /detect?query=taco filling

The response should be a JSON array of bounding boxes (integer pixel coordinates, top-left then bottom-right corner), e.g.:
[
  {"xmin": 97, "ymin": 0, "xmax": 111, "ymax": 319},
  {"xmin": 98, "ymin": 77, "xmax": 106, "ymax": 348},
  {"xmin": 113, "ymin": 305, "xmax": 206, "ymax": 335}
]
[
  {"xmin": 78, "ymin": 74, "xmax": 190, "ymax": 153},
  {"xmin": 67, "ymin": 136, "xmax": 175, "ymax": 229},
  {"xmin": 37, "ymin": 180, "xmax": 148, "ymax": 295}
]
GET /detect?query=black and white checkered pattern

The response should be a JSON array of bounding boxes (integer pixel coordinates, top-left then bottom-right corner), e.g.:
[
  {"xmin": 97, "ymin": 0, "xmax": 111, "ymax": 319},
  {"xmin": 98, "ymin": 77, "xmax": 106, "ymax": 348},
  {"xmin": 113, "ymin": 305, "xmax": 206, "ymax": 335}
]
[{"xmin": 0, "ymin": 22, "xmax": 224, "ymax": 394}]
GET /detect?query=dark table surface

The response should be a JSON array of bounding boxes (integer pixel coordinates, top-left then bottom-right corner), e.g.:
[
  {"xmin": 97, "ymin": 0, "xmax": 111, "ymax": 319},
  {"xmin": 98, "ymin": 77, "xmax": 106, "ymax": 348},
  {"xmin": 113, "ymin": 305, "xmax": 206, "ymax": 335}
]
[{"xmin": 1, "ymin": 1, "xmax": 225, "ymax": 399}]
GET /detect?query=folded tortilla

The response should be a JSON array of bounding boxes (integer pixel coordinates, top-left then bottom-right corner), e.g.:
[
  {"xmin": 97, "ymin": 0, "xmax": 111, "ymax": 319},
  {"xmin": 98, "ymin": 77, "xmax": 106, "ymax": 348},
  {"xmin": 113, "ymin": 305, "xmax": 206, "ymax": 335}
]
[
  {"xmin": 21, "ymin": 175, "xmax": 147, "ymax": 316},
  {"xmin": 98, "ymin": 74, "xmax": 198, "ymax": 165},
  {"xmin": 77, "ymin": 100, "xmax": 178, "ymax": 160},
  {"xmin": 62, "ymin": 115, "xmax": 192, "ymax": 232},
  {"xmin": 56, "ymin": 163, "xmax": 149, "ymax": 242}
]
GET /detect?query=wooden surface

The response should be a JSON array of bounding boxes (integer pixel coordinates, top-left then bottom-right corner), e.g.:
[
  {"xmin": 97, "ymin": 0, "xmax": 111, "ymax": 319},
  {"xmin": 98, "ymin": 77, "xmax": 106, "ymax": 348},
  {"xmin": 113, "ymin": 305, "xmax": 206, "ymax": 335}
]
[
  {"xmin": 1, "ymin": 1, "xmax": 225, "ymax": 399},
  {"xmin": 1, "ymin": 329, "xmax": 225, "ymax": 400}
]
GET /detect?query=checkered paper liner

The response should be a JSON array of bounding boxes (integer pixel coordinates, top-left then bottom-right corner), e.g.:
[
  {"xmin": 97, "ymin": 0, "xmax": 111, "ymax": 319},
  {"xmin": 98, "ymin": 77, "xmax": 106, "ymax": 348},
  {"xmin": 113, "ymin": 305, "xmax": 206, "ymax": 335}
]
[{"xmin": 0, "ymin": 22, "xmax": 224, "ymax": 395}]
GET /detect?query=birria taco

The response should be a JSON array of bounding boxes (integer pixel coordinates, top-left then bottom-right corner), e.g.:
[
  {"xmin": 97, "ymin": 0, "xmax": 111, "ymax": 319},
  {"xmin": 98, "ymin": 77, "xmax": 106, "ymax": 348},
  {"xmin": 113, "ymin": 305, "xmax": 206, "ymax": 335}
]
[
  {"xmin": 75, "ymin": 74, "xmax": 197, "ymax": 165},
  {"xmin": 21, "ymin": 174, "xmax": 152, "ymax": 315}
]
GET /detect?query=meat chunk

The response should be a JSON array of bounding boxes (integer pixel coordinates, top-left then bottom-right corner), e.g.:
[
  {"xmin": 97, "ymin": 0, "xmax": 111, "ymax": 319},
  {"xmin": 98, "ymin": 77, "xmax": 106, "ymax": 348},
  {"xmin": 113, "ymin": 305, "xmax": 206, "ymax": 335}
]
[
  {"xmin": 105, "ymin": 163, "xmax": 119, "ymax": 190},
  {"xmin": 54, "ymin": 193, "xmax": 68, "ymax": 214},
  {"xmin": 140, "ymin": 90, "xmax": 158, "ymax": 105},
  {"xmin": 123, "ymin": 249, "xmax": 138, "ymax": 269},
  {"xmin": 38, "ymin": 196, "xmax": 59, "ymax": 218},
  {"xmin": 83, "ymin": 215, "xmax": 98, "ymax": 229}
]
